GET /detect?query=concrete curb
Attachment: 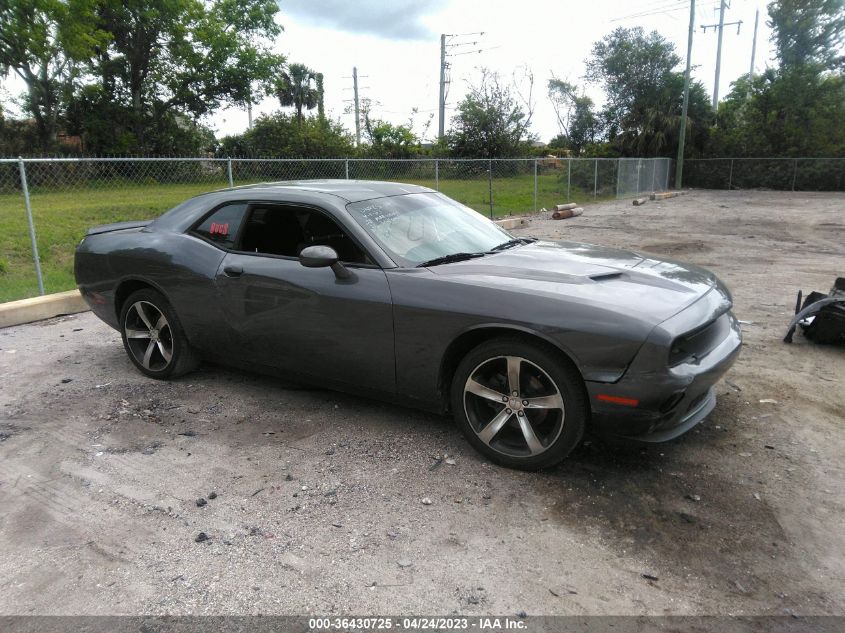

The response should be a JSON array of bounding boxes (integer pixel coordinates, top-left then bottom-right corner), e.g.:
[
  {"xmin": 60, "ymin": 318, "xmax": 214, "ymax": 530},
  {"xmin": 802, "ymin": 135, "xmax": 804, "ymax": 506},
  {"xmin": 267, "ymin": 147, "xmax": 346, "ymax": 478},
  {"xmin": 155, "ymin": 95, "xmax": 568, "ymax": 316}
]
[
  {"xmin": 0, "ymin": 289, "xmax": 89, "ymax": 329},
  {"xmin": 495, "ymin": 218, "xmax": 528, "ymax": 230}
]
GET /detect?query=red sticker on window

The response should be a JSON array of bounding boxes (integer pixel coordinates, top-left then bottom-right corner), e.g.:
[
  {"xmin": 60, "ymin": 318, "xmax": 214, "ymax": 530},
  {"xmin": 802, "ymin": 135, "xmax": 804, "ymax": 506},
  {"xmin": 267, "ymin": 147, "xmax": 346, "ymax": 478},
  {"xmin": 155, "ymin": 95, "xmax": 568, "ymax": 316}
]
[{"xmin": 209, "ymin": 222, "xmax": 229, "ymax": 236}]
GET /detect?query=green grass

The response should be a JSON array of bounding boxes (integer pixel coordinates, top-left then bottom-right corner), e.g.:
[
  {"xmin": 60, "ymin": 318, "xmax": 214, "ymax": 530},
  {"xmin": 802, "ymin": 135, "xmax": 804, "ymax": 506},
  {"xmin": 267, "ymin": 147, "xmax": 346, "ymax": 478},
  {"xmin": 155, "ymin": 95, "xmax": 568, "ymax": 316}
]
[{"xmin": 0, "ymin": 173, "xmax": 613, "ymax": 303}]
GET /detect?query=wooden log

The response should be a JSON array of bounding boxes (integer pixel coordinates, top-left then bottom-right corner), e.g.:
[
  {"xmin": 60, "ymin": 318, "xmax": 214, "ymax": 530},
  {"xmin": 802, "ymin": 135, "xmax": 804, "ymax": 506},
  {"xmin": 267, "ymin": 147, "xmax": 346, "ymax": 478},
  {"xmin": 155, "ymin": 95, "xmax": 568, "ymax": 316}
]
[
  {"xmin": 552, "ymin": 207, "xmax": 584, "ymax": 220},
  {"xmin": 554, "ymin": 202, "xmax": 578, "ymax": 211},
  {"xmin": 649, "ymin": 191, "xmax": 680, "ymax": 201},
  {"xmin": 633, "ymin": 197, "xmax": 649, "ymax": 206}
]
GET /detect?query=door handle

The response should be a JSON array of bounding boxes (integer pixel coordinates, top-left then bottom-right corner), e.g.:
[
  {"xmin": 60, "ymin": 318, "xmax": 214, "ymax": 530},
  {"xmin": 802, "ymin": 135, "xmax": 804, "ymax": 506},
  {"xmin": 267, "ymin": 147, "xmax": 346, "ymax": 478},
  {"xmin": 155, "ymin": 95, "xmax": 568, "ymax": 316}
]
[{"xmin": 223, "ymin": 264, "xmax": 243, "ymax": 277}]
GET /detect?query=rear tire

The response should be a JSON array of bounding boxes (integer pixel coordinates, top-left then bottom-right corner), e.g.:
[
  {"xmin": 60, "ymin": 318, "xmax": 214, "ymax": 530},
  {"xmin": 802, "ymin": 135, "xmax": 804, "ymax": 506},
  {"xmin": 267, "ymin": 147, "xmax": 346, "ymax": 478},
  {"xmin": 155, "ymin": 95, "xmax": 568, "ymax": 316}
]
[
  {"xmin": 120, "ymin": 288, "xmax": 199, "ymax": 379},
  {"xmin": 450, "ymin": 337, "xmax": 587, "ymax": 470}
]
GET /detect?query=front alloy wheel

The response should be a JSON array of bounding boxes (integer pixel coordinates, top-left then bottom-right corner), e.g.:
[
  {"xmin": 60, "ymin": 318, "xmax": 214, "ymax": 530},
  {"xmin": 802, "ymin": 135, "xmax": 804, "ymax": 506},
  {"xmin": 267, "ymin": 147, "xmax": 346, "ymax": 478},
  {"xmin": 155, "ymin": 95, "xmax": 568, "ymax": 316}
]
[
  {"xmin": 464, "ymin": 355, "xmax": 565, "ymax": 458},
  {"xmin": 451, "ymin": 338, "xmax": 586, "ymax": 470}
]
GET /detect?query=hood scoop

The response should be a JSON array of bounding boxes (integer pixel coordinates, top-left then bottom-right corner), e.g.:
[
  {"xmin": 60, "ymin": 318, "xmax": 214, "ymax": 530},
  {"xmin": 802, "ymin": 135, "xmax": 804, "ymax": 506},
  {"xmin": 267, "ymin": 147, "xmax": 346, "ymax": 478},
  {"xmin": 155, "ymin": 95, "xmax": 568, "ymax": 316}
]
[{"xmin": 589, "ymin": 272, "xmax": 624, "ymax": 282}]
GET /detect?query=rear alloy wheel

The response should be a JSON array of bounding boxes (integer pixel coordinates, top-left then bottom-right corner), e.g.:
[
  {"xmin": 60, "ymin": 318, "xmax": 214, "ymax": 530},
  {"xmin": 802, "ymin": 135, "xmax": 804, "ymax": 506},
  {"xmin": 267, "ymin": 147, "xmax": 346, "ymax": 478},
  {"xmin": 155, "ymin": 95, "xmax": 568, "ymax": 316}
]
[
  {"xmin": 451, "ymin": 338, "xmax": 586, "ymax": 470},
  {"xmin": 120, "ymin": 288, "xmax": 198, "ymax": 379}
]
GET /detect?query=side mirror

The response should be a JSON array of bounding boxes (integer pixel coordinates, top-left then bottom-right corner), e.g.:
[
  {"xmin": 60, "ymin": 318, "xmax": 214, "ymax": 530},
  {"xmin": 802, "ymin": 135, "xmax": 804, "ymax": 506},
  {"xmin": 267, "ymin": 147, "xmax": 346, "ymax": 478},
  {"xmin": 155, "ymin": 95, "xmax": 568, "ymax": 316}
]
[{"xmin": 299, "ymin": 245, "xmax": 351, "ymax": 280}]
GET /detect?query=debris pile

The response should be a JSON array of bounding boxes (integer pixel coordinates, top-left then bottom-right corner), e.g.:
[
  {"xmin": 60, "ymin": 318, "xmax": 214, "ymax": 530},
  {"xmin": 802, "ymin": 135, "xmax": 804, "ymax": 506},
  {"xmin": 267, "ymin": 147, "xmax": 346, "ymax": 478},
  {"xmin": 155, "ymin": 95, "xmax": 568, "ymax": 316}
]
[{"xmin": 784, "ymin": 277, "xmax": 845, "ymax": 344}]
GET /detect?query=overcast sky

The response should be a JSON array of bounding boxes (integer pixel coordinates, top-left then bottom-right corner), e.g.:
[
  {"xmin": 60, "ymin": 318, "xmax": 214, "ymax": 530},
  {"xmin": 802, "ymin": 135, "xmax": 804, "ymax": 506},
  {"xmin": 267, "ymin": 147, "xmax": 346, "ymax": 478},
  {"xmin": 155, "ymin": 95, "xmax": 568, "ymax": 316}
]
[{"xmin": 210, "ymin": 0, "xmax": 774, "ymax": 144}]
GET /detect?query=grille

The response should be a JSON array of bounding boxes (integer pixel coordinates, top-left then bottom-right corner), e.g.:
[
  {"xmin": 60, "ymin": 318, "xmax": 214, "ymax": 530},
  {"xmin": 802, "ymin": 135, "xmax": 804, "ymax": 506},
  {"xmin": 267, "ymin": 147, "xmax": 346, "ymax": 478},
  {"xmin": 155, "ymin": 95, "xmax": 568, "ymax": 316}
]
[{"xmin": 669, "ymin": 313, "xmax": 731, "ymax": 366}]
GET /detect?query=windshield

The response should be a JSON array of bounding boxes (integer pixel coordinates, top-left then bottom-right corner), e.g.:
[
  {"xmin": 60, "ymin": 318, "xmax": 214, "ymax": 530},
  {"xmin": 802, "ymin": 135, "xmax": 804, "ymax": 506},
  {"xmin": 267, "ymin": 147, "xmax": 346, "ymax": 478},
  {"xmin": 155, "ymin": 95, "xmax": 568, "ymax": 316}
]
[{"xmin": 346, "ymin": 193, "xmax": 512, "ymax": 267}]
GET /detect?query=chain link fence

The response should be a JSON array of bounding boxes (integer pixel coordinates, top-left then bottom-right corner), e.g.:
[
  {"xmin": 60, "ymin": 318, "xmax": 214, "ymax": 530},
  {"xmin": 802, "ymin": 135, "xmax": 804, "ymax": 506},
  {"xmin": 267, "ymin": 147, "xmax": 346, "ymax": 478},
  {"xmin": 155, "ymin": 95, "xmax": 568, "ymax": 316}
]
[
  {"xmin": 0, "ymin": 155, "xmax": 669, "ymax": 302},
  {"xmin": 681, "ymin": 158, "xmax": 845, "ymax": 191}
]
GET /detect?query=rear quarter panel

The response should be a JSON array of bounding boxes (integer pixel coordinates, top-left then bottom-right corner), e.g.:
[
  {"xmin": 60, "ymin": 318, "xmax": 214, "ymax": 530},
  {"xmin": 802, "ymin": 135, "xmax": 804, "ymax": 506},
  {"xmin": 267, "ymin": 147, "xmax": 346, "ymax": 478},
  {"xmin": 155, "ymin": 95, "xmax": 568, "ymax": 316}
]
[{"xmin": 76, "ymin": 228, "xmax": 227, "ymax": 352}]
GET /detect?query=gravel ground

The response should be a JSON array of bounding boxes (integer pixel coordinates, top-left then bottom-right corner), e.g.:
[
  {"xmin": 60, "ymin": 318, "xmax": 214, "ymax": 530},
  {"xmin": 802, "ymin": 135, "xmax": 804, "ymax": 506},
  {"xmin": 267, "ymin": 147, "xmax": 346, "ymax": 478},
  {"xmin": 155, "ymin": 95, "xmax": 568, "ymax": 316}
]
[{"xmin": 0, "ymin": 189, "xmax": 843, "ymax": 616}]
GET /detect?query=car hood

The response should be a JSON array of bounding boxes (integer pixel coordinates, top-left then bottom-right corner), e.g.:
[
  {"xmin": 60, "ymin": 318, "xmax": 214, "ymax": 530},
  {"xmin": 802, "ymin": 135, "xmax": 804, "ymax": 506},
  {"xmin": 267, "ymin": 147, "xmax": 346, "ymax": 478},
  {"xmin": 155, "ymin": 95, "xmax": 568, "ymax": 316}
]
[{"xmin": 429, "ymin": 240, "xmax": 719, "ymax": 324}]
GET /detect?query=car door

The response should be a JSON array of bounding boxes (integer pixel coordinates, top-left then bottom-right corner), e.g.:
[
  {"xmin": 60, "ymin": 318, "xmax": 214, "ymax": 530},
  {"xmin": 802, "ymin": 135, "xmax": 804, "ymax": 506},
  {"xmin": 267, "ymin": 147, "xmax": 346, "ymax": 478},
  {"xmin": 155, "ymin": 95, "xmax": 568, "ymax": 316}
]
[{"xmin": 214, "ymin": 202, "xmax": 396, "ymax": 393}]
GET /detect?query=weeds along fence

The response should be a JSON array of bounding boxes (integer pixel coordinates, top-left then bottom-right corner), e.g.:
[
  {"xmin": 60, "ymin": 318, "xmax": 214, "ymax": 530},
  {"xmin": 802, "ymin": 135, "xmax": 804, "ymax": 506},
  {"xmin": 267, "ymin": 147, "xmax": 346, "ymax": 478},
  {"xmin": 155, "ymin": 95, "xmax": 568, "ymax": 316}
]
[{"xmin": 0, "ymin": 156, "xmax": 671, "ymax": 302}]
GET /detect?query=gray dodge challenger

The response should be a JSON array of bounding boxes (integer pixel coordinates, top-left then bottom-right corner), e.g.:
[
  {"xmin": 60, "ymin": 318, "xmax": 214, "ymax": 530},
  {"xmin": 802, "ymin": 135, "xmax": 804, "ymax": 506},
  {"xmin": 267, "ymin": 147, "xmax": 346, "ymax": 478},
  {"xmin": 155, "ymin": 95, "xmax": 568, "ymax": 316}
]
[{"xmin": 75, "ymin": 180, "xmax": 741, "ymax": 470}]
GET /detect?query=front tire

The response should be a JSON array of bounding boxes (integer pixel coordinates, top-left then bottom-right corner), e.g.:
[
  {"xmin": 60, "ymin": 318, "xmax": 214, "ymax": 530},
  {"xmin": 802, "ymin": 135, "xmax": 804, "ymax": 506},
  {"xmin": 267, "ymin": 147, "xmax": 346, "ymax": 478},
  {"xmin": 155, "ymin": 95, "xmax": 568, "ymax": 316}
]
[
  {"xmin": 450, "ymin": 337, "xmax": 587, "ymax": 470},
  {"xmin": 120, "ymin": 288, "xmax": 199, "ymax": 379}
]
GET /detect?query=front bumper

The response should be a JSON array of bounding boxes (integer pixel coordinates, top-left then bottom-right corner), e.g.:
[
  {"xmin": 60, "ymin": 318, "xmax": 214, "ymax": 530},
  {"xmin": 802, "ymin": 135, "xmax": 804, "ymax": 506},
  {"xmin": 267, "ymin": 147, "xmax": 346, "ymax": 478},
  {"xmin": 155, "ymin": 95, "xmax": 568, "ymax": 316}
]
[{"xmin": 586, "ymin": 289, "xmax": 742, "ymax": 442}]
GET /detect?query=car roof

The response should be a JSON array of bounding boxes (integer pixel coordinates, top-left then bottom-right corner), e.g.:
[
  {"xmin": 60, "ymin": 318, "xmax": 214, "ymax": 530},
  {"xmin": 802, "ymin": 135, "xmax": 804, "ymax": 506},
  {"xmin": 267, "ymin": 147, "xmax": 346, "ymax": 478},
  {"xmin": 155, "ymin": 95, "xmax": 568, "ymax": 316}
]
[{"xmin": 203, "ymin": 179, "xmax": 435, "ymax": 203}]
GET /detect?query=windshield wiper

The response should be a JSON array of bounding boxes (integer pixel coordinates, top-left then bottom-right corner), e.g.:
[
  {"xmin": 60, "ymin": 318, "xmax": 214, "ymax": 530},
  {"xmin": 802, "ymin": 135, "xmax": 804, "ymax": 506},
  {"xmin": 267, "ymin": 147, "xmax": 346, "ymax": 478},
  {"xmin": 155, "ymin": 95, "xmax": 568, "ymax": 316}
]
[
  {"xmin": 488, "ymin": 237, "xmax": 537, "ymax": 252},
  {"xmin": 416, "ymin": 252, "xmax": 488, "ymax": 267}
]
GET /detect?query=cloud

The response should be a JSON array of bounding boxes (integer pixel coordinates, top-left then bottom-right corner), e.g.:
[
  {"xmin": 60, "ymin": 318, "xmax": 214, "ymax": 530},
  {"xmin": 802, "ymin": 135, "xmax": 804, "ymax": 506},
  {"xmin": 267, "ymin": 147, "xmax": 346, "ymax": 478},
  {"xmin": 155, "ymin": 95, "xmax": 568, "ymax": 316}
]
[{"xmin": 279, "ymin": 0, "xmax": 445, "ymax": 40}]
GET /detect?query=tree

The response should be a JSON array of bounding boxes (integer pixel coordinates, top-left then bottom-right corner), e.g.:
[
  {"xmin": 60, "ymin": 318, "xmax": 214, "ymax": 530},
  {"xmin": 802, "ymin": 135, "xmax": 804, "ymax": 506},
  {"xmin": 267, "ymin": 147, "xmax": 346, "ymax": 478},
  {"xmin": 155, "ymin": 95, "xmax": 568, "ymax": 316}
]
[
  {"xmin": 0, "ymin": 106, "xmax": 42, "ymax": 155},
  {"xmin": 217, "ymin": 112, "xmax": 354, "ymax": 158},
  {"xmin": 706, "ymin": 1, "xmax": 845, "ymax": 159},
  {"xmin": 711, "ymin": 68, "xmax": 845, "ymax": 157},
  {"xmin": 568, "ymin": 96, "xmax": 601, "ymax": 154},
  {"xmin": 363, "ymin": 118, "xmax": 419, "ymax": 158},
  {"xmin": 586, "ymin": 27, "xmax": 711, "ymax": 156},
  {"xmin": 0, "ymin": 0, "xmax": 105, "ymax": 151},
  {"xmin": 547, "ymin": 78, "xmax": 600, "ymax": 154},
  {"xmin": 768, "ymin": 0, "xmax": 845, "ymax": 71},
  {"xmin": 547, "ymin": 77, "xmax": 577, "ymax": 139},
  {"xmin": 89, "ymin": 0, "xmax": 284, "ymax": 150},
  {"xmin": 276, "ymin": 63, "xmax": 319, "ymax": 122},
  {"xmin": 586, "ymin": 27, "xmax": 681, "ymax": 136},
  {"xmin": 447, "ymin": 68, "xmax": 535, "ymax": 158}
]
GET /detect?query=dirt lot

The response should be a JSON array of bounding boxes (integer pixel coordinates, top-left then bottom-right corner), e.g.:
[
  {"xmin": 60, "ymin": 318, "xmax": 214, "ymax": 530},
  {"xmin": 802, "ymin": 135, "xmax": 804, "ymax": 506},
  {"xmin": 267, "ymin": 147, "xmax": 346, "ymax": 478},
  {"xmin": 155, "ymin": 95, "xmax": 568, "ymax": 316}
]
[{"xmin": 0, "ymin": 190, "xmax": 843, "ymax": 616}]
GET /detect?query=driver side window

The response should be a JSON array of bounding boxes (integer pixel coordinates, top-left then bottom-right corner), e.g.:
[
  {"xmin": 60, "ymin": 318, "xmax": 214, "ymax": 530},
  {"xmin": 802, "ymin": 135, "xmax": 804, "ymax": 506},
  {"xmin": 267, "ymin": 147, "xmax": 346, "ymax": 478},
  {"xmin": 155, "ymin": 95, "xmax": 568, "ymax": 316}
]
[{"xmin": 238, "ymin": 204, "xmax": 371, "ymax": 265}]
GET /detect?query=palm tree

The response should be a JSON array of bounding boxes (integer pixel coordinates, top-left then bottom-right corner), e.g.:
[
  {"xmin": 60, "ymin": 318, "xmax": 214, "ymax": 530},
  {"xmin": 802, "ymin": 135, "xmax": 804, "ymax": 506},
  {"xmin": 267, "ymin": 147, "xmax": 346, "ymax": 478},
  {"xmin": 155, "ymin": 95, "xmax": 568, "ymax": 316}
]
[{"xmin": 276, "ymin": 63, "xmax": 319, "ymax": 122}]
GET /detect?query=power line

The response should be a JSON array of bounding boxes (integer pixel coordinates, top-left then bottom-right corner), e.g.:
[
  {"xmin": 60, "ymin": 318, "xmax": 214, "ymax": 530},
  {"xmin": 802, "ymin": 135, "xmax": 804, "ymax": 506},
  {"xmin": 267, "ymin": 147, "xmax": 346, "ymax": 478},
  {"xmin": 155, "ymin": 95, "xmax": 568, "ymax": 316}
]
[
  {"xmin": 611, "ymin": 0, "xmax": 719, "ymax": 22},
  {"xmin": 611, "ymin": 0, "xmax": 689, "ymax": 22}
]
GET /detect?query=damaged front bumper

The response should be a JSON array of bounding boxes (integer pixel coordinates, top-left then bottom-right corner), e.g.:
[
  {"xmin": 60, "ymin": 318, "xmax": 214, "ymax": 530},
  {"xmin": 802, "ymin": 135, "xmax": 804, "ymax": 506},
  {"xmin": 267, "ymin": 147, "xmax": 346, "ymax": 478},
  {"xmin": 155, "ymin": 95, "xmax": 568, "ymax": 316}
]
[{"xmin": 586, "ymin": 283, "xmax": 742, "ymax": 442}]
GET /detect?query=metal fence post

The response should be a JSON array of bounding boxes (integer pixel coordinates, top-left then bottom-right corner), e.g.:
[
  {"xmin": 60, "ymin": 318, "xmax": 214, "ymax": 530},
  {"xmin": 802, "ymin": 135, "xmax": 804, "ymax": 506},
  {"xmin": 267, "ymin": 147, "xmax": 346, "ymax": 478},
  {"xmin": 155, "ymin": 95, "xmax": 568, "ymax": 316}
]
[
  {"xmin": 636, "ymin": 160, "xmax": 641, "ymax": 196},
  {"xmin": 567, "ymin": 158, "xmax": 571, "ymax": 201},
  {"xmin": 593, "ymin": 158, "xmax": 598, "ymax": 199},
  {"xmin": 651, "ymin": 158, "xmax": 656, "ymax": 192},
  {"xmin": 226, "ymin": 157, "xmax": 234, "ymax": 188},
  {"xmin": 345, "ymin": 158, "xmax": 350, "ymax": 180},
  {"xmin": 728, "ymin": 159, "xmax": 734, "ymax": 190},
  {"xmin": 533, "ymin": 159, "xmax": 538, "ymax": 212},
  {"xmin": 617, "ymin": 159, "xmax": 623, "ymax": 198},
  {"xmin": 488, "ymin": 159, "xmax": 493, "ymax": 218},
  {"xmin": 792, "ymin": 159, "xmax": 798, "ymax": 191},
  {"xmin": 18, "ymin": 157, "xmax": 45, "ymax": 296},
  {"xmin": 435, "ymin": 158, "xmax": 439, "ymax": 191}
]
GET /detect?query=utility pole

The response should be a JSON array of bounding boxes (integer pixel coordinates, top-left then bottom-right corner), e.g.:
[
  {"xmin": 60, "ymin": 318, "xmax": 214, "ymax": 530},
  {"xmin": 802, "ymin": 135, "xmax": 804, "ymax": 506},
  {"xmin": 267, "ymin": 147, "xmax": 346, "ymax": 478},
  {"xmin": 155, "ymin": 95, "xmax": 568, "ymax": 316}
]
[
  {"xmin": 247, "ymin": 99, "xmax": 253, "ymax": 129},
  {"xmin": 713, "ymin": 0, "xmax": 727, "ymax": 109},
  {"xmin": 676, "ymin": 0, "xmax": 695, "ymax": 190},
  {"xmin": 701, "ymin": 1, "xmax": 742, "ymax": 111},
  {"xmin": 353, "ymin": 66, "xmax": 361, "ymax": 147},
  {"xmin": 343, "ymin": 68, "xmax": 368, "ymax": 147},
  {"xmin": 438, "ymin": 34, "xmax": 446, "ymax": 140},
  {"xmin": 437, "ymin": 32, "xmax": 485, "ymax": 141},
  {"xmin": 749, "ymin": 8, "xmax": 759, "ymax": 77}
]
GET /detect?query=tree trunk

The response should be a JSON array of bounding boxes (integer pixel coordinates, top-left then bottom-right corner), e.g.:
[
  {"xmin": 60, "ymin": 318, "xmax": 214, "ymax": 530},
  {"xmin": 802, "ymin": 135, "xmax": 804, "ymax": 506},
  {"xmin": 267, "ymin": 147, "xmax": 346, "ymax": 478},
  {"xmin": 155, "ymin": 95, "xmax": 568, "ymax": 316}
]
[{"xmin": 25, "ymin": 68, "xmax": 59, "ymax": 152}]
